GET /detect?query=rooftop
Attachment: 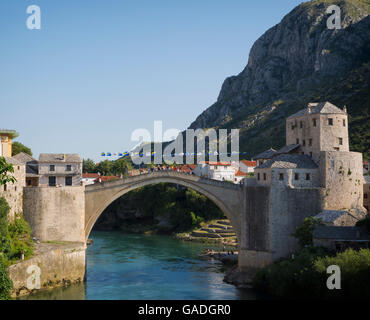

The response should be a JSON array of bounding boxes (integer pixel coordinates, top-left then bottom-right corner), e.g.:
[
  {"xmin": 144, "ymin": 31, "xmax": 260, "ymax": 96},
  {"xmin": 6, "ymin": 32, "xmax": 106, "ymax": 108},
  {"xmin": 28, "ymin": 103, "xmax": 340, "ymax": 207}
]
[
  {"xmin": 39, "ymin": 153, "xmax": 82, "ymax": 163},
  {"xmin": 252, "ymin": 148, "xmax": 277, "ymax": 160},
  {"xmin": 313, "ymin": 226, "xmax": 370, "ymax": 241},
  {"xmin": 13, "ymin": 152, "xmax": 36, "ymax": 164},
  {"xmin": 287, "ymin": 101, "xmax": 346, "ymax": 119},
  {"xmin": 276, "ymin": 144, "xmax": 300, "ymax": 154},
  {"xmin": 0, "ymin": 129, "xmax": 19, "ymax": 139},
  {"xmin": 241, "ymin": 160, "xmax": 257, "ymax": 167},
  {"xmin": 235, "ymin": 170, "xmax": 247, "ymax": 177},
  {"xmin": 364, "ymin": 176, "xmax": 370, "ymax": 184},
  {"xmin": 256, "ymin": 154, "xmax": 318, "ymax": 169}
]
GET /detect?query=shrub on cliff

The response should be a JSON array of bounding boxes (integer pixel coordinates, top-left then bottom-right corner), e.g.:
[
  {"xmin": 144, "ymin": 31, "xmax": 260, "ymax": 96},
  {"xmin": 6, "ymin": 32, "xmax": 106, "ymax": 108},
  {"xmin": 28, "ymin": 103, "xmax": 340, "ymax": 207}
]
[
  {"xmin": 0, "ymin": 197, "xmax": 12, "ymax": 258},
  {"xmin": 8, "ymin": 213, "xmax": 34, "ymax": 261},
  {"xmin": 0, "ymin": 255, "xmax": 13, "ymax": 300}
]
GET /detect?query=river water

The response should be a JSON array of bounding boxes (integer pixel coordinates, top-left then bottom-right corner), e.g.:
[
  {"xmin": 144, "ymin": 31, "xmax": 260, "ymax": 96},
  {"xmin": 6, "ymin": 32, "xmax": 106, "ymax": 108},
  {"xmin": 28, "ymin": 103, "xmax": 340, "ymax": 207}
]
[{"xmin": 20, "ymin": 231, "xmax": 261, "ymax": 300}]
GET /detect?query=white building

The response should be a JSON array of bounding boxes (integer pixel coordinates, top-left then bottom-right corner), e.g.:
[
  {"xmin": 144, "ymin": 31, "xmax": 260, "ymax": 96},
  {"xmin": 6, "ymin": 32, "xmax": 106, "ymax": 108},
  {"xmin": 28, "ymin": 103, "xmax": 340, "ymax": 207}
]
[
  {"xmin": 194, "ymin": 162, "xmax": 235, "ymax": 182},
  {"xmin": 82, "ymin": 173, "xmax": 100, "ymax": 185}
]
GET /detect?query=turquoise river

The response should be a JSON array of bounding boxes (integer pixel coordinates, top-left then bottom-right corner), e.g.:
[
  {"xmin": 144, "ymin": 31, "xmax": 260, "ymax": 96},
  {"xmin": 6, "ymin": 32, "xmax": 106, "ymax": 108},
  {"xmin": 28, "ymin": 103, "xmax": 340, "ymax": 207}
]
[{"xmin": 19, "ymin": 231, "xmax": 262, "ymax": 300}]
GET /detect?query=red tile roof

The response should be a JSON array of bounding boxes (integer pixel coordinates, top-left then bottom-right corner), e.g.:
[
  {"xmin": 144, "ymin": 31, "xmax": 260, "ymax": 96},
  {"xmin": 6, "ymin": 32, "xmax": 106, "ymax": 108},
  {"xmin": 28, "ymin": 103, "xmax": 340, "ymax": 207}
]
[
  {"xmin": 94, "ymin": 176, "xmax": 119, "ymax": 182},
  {"xmin": 83, "ymin": 173, "xmax": 100, "ymax": 179},
  {"xmin": 241, "ymin": 160, "xmax": 257, "ymax": 167},
  {"xmin": 202, "ymin": 161, "xmax": 231, "ymax": 166},
  {"xmin": 235, "ymin": 170, "xmax": 247, "ymax": 177}
]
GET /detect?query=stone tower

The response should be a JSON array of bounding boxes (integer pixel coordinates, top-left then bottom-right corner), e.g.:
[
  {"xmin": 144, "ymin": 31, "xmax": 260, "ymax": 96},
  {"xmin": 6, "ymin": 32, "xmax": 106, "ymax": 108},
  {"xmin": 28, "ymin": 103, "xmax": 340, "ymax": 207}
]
[{"xmin": 286, "ymin": 102, "xmax": 349, "ymax": 163}]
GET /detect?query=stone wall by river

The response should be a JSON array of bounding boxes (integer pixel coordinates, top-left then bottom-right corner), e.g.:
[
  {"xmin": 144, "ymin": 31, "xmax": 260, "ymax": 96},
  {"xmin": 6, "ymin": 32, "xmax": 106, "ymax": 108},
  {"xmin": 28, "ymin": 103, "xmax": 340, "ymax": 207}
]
[{"xmin": 8, "ymin": 242, "xmax": 86, "ymax": 297}]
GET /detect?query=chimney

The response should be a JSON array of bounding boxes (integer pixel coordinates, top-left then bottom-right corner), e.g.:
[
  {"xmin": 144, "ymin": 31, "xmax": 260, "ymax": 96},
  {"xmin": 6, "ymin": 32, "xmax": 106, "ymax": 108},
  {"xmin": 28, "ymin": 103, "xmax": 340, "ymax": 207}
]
[{"xmin": 343, "ymin": 105, "xmax": 347, "ymax": 113}]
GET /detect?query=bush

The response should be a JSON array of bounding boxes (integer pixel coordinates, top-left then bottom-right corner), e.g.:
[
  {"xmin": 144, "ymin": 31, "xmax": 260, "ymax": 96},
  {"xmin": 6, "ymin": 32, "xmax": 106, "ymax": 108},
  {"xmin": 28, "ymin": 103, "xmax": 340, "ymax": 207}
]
[
  {"xmin": 253, "ymin": 247, "xmax": 370, "ymax": 298},
  {"xmin": 294, "ymin": 217, "xmax": 322, "ymax": 247},
  {"xmin": 356, "ymin": 215, "xmax": 370, "ymax": 234},
  {"xmin": 0, "ymin": 255, "xmax": 13, "ymax": 300},
  {"xmin": 0, "ymin": 197, "xmax": 11, "ymax": 258},
  {"xmin": 8, "ymin": 213, "xmax": 34, "ymax": 261}
]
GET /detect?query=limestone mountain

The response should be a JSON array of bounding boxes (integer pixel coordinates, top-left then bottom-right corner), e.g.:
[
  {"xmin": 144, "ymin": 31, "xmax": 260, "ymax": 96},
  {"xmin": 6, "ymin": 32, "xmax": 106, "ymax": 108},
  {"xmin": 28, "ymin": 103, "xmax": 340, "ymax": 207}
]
[{"xmin": 189, "ymin": 0, "xmax": 370, "ymax": 159}]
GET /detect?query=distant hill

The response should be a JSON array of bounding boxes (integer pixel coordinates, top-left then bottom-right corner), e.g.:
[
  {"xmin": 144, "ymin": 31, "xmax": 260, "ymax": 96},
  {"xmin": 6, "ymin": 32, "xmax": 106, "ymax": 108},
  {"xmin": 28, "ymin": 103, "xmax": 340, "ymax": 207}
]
[{"xmin": 188, "ymin": 0, "xmax": 370, "ymax": 160}]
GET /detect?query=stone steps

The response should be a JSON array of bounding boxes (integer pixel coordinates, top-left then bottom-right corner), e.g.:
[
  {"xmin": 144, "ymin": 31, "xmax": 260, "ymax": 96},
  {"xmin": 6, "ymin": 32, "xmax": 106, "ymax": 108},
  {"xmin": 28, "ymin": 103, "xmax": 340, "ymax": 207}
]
[
  {"xmin": 200, "ymin": 227, "xmax": 235, "ymax": 234},
  {"xmin": 191, "ymin": 231, "xmax": 236, "ymax": 238},
  {"xmin": 217, "ymin": 220, "xmax": 231, "ymax": 226}
]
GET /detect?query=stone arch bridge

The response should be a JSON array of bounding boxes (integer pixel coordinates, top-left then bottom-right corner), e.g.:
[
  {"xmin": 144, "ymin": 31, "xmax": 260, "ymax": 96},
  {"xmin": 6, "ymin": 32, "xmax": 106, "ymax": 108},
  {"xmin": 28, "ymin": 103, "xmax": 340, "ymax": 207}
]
[
  {"xmin": 85, "ymin": 171, "xmax": 244, "ymax": 241},
  {"xmin": 24, "ymin": 171, "xmax": 324, "ymax": 270}
]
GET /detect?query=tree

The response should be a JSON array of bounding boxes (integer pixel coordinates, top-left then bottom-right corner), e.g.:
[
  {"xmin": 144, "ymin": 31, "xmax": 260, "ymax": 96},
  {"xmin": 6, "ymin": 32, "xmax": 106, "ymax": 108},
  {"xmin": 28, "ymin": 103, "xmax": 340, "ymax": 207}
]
[
  {"xmin": 11, "ymin": 142, "xmax": 32, "ymax": 156},
  {"xmin": 112, "ymin": 158, "xmax": 132, "ymax": 177},
  {"xmin": 0, "ymin": 157, "xmax": 16, "ymax": 186},
  {"xmin": 294, "ymin": 217, "xmax": 323, "ymax": 247},
  {"xmin": 83, "ymin": 159, "xmax": 97, "ymax": 173},
  {"xmin": 96, "ymin": 160, "xmax": 113, "ymax": 176}
]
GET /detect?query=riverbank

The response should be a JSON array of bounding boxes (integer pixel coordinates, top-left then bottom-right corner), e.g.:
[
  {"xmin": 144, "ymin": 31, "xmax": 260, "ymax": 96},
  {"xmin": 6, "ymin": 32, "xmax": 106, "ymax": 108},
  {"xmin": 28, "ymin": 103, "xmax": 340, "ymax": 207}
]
[
  {"xmin": 19, "ymin": 231, "xmax": 260, "ymax": 300},
  {"xmin": 8, "ymin": 242, "xmax": 86, "ymax": 298}
]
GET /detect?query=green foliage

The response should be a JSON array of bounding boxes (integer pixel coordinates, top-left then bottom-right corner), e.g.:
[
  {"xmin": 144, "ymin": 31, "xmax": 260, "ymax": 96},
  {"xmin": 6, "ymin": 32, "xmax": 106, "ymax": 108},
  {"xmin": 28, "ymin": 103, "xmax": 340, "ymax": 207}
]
[
  {"xmin": 294, "ymin": 217, "xmax": 322, "ymax": 247},
  {"xmin": 254, "ymin": 247, "xmax": 370, "ymax": 298},
  {"xmin": 314, "ymin": 249, "xmax": 370, "ymax": 297},
  {"xmin": 11, "ymin": 142, "xmax": 32, "ymax": 157},
  {"xmin": 104, "ymin": 183, "xmax": 225, "ymax": 232},
  {"xmin": 356, "ymin": 215, "xmax": 370, "ymax": 233},
  {"xmin": 0, "ymin": 197, "xmax": 11, "ymax": 258},
  {"xmin": 82, "ymin": 158, "xmax": 97, "ymax": 173},
  {"xmin": 0, "ymin": 255, "xmax": 13, "ymax": 300},
  {"xmin": 0, "ymin": 157, "xmax": 16, "ymax": 186},
  {"xmin": 254, "ymin": 247, "xmax": 329, "ymax": 298},
  {"xmin": 8, "ymin": 213, "xmax": 34, "ymax": 261}
]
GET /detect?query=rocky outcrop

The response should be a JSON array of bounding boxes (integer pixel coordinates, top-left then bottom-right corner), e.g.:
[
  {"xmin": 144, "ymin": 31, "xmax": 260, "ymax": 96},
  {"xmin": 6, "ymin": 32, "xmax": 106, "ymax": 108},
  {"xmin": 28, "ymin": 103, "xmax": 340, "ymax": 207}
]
[{"xmin": 189, "ymin": 0, "xmax": 370, "ymax": 157}]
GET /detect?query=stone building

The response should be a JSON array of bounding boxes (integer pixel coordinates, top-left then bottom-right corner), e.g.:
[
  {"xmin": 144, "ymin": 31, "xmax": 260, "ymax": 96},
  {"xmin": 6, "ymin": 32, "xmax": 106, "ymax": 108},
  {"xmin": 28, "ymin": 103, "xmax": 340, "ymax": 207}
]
[
  {"xmin": 255, "ymin": 101, "xmax": 364, "ymax": 211},
  {"xmin": 252, "ymin": 148, "xmax": 277, "ymax": 166},
  {"xmin": 38, "ymin": 154, "xmax": 82, "ymax": 187},
  {"xmin": 13, "ymin": 152, "xmax": 39, "ymax": 186},
  {"xmin": 286, "ymin": 102, "xmax": 349, "ymax": 163},
  {"xmin": 255, "ymin": 154, "xmax": 319, "ymax": 188},
  {"xmin": 243, "ymin": 101, "xmax": 366, "ymax": 266},
  {"xmin": 0, "ymin": 157, "xmax": 25, "ymax": 221},
  {"xmin": 313, "ymin": 226, "xmax": 370, "ymax": 251}
]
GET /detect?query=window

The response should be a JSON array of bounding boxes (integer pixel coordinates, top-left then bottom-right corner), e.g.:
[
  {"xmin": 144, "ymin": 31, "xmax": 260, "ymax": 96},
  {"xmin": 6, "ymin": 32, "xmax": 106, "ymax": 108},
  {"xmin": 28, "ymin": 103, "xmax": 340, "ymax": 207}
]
[
  {"xmin": 294, "ymin": 173, "xmax": 299, "ymax": 180},
  {"xmin": 365, "ymin": 193, "xmax": 368, "ymax": 199},
  {"xmin": 296, "ymin": 138, "xmax": 299, "ymax": 144},
  {"xmin": 313, "ymin": 119, "xmax": 317, "ymax": 127},
  {"xmin": 303, "ymin": 140, "xmax": 306, "ymax": 146},
  {"xmin": 215, "ymin": 166, "xmax": 218, "ymax": 169},
  {"xmin": 306, "ymin": 173, "xmax": 311, "ymax": 180},
  {"xmin": 224, "ymin": 166, "xmax": 227, "ymax": 170},
  {"xmin": 65, "ymin": 176, "xmax": 72, "ymax": 186},
  {"xmin": 17, "ymin": 166, "xmax": 20, "ymax": 170},
  {"xmin": 328, "ymin": 118, "xmax": 333, "ymax": 126},
  {"xmin": 257, "ymin": 173, "xmax": 260, "ymax": 180},
  {"xmin": 66, "ymin": 165, "xmax": 72, "ymax": 171},
  {"xmin": 15, "ymin": 186, "xmax": 17, "ymax": 191},
  {"xmin": 343, "ymin": 119, "xmax": 346, "ymax": 127},
  {"xmin": 50, "ymin": 165, "xmax": 55, "ymax": 171},
  {"xmin": 291, "ymin": 123, "xmax": 295, "ymax": 130},
  {"xmin": 49, "ymin": 176, "xmax": 56, "ymax": 187},
  {"xmin": 27, "ymin": 180, "xmax": 32, "ymax": 186},
  {"xmin": 263, "ymin": 173, "xmax": 266, "ymax": 181},
  {"xmin": 299, "ymin": 121, "xmax": 303, "ymax": 128},
  {"xmin": 309, "ymin": 139, "xmax": 312, "ymax": 146},
  {"xmin": 309, "ymin": 152, "xmax": 312, "ymax": 157},
  {"xmin": 339, "ymin": 138, "xmax": 343, "ymax": 145},
  {"xmin": 4, "ymin": 184, "xmax": 7, "ymax": 191},
  {"xmin": 279, "ymin": 173, "xmax": 284, "ymax": 181}
]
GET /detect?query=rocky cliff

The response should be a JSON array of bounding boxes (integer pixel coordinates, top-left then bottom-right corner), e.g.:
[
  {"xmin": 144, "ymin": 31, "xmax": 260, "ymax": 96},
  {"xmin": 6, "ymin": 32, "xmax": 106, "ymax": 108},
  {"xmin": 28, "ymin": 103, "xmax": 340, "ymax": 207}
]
[{"xmin": 189, "ymin": 0, "xmax": 370, "ymax": 158}]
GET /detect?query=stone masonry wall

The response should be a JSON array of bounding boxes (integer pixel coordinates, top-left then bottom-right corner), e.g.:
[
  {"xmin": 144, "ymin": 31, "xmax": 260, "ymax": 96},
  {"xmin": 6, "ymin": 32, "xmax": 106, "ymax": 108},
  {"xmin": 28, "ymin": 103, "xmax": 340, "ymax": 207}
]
[
  {"xmin": 319, "ymin": 151, "xmax": 364, "ymax": 210},
  {"xmin": 7, "ymin": 242, "xmax": 86, "ymax": 297},
  {"xmin": 23, "ymin": 186, "xmax": 85, "ymax": 243},
  {"xmin": 0, "ymin": 160, "xmax": 25, "ymax": 221}
]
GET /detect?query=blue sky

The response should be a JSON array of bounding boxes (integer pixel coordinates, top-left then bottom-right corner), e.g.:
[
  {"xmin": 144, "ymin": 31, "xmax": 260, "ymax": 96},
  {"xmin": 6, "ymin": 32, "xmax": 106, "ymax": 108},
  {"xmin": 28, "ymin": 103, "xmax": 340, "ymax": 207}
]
[{"xmin": 0, "ymin": 0, "xmax": 303, "ymax": 161}]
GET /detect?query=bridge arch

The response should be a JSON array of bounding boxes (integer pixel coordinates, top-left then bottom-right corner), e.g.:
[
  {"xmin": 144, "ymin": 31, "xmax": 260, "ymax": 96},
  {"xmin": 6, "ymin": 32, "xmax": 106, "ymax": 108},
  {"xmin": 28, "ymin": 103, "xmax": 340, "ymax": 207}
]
[{"xmin": 84, "ymin": 172, "xmax": 243, "ymax": 242}]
